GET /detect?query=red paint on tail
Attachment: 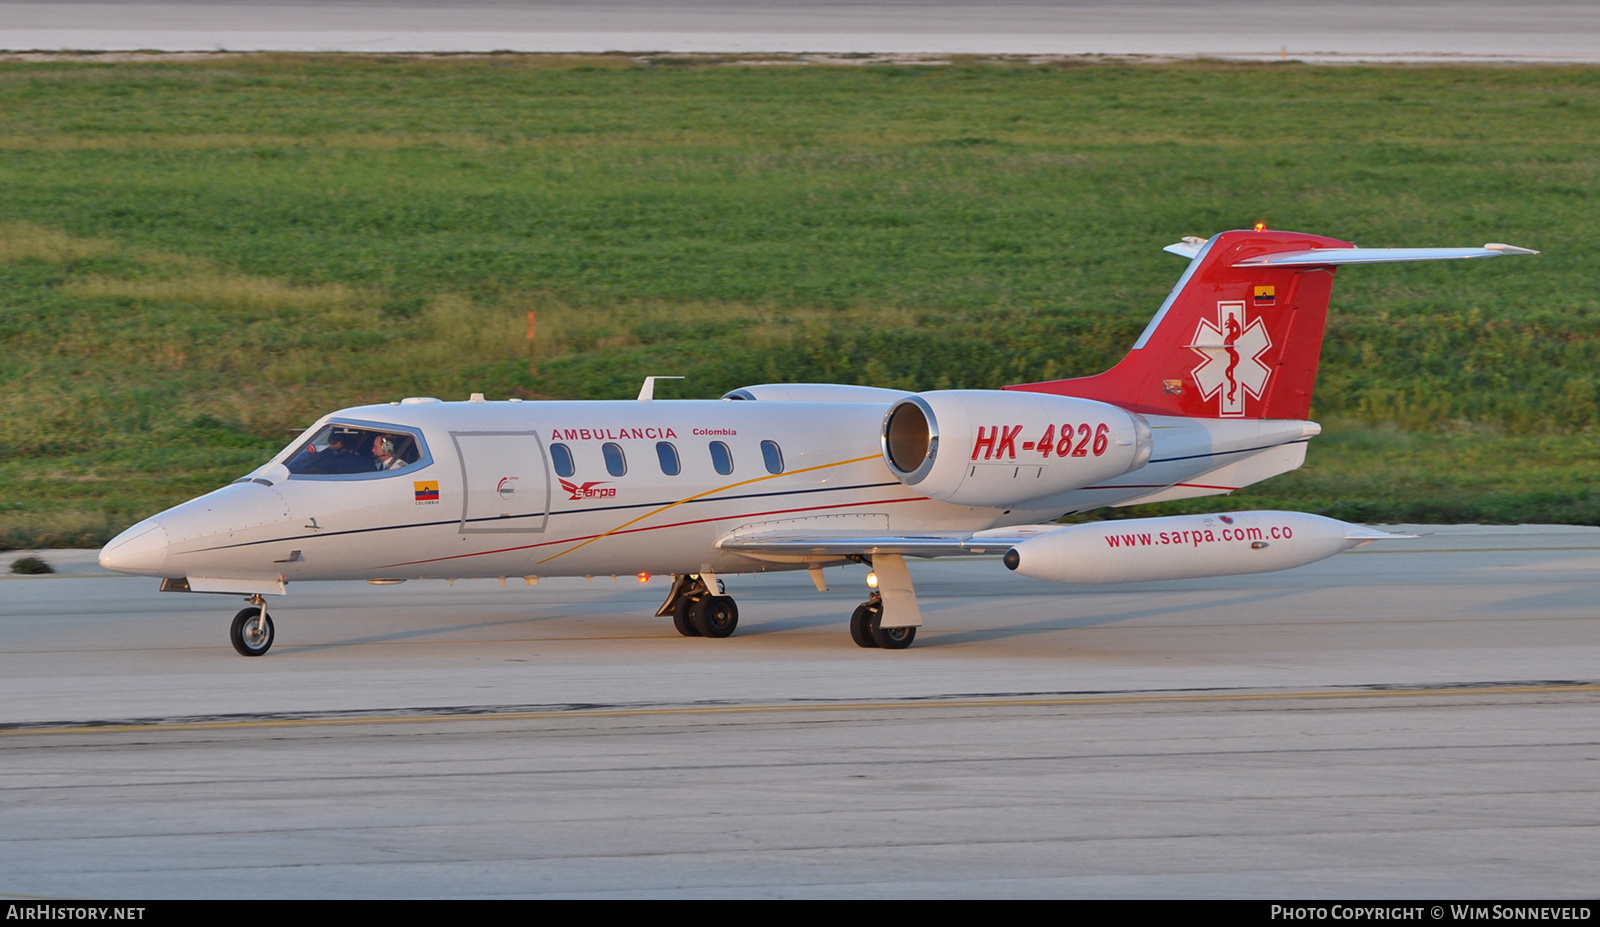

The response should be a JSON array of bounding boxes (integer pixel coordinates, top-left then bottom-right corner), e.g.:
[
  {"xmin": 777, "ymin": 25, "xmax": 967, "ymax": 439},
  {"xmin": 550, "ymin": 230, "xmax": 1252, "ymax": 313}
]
[{"xmin": 1007, "ymin": 229, "xmax": 1353, "ymax": 420}]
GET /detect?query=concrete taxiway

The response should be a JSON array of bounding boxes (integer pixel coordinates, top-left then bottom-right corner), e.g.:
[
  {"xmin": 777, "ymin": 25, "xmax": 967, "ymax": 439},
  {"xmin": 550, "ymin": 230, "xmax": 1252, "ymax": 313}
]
[
  {"xmin": 2, "ymin": 1, "xmax": 1600, "ymax": 63},
  {"xmin": 1, "ymin": 525, "xmax": 1597, "ymax": 897}
]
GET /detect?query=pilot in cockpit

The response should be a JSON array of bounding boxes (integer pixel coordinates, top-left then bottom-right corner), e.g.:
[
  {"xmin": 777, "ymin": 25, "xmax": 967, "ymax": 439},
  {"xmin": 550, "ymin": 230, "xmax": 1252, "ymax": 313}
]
[{"xmin": 372, "ymin": 434, "xmax": 406, "ymax": 471}]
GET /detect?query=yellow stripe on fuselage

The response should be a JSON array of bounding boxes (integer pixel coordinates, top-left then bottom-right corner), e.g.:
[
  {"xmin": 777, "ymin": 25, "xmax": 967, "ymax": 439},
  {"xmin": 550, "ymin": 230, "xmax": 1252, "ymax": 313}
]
[{"xmin": 536, "ymin": 453, "xmax": 883, "ymax": 565}]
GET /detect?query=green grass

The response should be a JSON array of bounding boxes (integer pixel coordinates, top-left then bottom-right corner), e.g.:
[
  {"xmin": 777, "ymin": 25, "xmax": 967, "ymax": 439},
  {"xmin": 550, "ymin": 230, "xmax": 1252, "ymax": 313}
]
[{"xmin": 1, "ymin": 54, "xmax": 1597, "ymax": 546}]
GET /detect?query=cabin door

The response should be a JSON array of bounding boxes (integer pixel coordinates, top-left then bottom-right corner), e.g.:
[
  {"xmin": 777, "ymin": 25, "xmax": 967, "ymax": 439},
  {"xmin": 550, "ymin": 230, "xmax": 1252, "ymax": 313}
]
[{"xmin": 450, "ymin": 431, "xmax": 551, "ymax": 534}]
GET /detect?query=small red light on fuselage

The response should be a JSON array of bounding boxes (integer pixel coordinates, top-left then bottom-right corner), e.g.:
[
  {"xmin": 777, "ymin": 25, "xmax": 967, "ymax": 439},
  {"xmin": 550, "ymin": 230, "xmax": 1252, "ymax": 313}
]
[
  {"xmin": 1254, "ymin": 222, "xmax": 1266, "ymax": 232},
  {"xmin": 637, "ymin": 572, "xmax": 650, "ymax": 583}
]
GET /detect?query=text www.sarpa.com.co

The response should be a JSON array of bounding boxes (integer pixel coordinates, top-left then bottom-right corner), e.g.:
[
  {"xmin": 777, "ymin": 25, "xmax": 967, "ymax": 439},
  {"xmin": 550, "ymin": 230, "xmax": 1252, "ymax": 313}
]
[{"xmin": 1104, "ymin": 525, "xmax": 1293, "ymax": 548}]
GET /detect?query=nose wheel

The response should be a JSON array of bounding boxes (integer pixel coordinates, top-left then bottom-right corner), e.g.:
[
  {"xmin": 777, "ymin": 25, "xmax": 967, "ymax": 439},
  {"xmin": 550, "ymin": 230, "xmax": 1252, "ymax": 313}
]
[{"xmin": 229, "ymin": 601, "xmax": 275, "ymax": 656}]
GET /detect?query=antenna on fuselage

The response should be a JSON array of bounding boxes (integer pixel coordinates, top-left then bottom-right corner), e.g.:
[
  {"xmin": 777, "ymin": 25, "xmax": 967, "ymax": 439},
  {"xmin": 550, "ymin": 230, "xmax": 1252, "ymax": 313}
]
[{"xmin": 637, "ymin": 376, "xmax": 685, "ymax": 403}]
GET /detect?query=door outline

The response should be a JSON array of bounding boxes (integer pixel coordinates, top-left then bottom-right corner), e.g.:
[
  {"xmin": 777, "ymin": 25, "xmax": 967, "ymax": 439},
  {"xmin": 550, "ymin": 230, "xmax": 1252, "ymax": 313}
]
[{"xmin": 451, "ymin": 430, "xmax": 551, "ymax": 534}]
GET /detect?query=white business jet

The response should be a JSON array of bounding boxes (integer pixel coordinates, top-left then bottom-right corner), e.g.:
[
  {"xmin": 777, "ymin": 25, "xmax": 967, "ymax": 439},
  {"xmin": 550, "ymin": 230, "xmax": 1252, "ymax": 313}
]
[{"xmin": 98, "ymin": 228, "xmax": 1535, "ymax": 655}]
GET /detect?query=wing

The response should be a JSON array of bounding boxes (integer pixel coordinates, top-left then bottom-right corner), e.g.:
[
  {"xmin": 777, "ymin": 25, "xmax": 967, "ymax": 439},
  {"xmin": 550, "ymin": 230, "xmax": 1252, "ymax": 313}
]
[{"xmin": 715, "ymin": 524, "xmax": 1065, "ymax": 559}]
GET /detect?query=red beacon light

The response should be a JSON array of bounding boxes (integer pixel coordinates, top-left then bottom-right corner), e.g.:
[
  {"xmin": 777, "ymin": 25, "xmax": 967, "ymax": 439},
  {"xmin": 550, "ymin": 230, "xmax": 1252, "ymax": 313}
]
[
  {"xmin": 1254, "ymin": 222, "xmax": 1267, "ymax": 232},
  {"xmin": 637, "ymin": 572, "xmax": 651, "ymax": 583}
]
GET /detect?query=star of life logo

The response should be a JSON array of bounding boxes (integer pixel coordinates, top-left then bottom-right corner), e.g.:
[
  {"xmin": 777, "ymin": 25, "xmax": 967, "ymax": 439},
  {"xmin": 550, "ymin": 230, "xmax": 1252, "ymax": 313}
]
[{"xmin": 1190, "ymin": 300, "xmax": 1272, "ymax": 417}]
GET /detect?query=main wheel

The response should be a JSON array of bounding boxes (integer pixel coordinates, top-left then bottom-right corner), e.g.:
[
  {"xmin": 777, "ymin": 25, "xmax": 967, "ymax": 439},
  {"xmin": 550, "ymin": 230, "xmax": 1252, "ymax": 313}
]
[
  {"xmin": 672, "ymin": 595, "xmax": 702, "ymax": 637},
  {"xmin": 849, "ymin": 602, "xmax": 880, "ymax": 648},
  {"xmin": 692, "ymin": 595, "xmax": 739, "ymax": 638},
  {"xmin": 869, "ymin": 609, "xmax": 916, "ymax": 650},
  {"xmin": 230, "ymin": 607, "xmax": 275, "ymax": 657}
]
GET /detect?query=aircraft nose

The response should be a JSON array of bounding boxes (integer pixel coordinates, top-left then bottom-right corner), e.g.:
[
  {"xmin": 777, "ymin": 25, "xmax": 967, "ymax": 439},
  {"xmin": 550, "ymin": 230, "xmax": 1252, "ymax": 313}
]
[{"xmin": 99, "ymin": 521, "xmax": 170, "ymax": 575}]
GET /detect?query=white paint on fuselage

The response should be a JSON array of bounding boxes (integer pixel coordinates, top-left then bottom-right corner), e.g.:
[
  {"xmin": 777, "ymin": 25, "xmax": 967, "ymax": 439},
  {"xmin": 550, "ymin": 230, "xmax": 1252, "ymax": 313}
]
[
  {"xmin": 105, "ymin": 397, "xmax": 1321, "ymax": 592},
  {"xmin": 144, "ymin": 399, "xmax": 985, "ymax": 585}
]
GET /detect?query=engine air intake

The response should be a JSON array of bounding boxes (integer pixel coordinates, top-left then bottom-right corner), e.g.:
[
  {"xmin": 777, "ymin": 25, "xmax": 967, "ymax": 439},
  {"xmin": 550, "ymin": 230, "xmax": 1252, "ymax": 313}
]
[{"xmin": 883, "ymin": 398, "xmax": 936, "ymax": 481}]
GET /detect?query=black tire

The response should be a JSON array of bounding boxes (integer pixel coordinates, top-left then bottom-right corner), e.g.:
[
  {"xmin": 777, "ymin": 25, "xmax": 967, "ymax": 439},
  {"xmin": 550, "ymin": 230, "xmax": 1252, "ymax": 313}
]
[
  {"xmin": 672, "ymin": 595, "xmax": 702, "ymax": 637},
  {"xmin": 230, "ymin": 607, "xmax": 275, "ymax": 657},
  {"xmin": 849, "ymin": 602, "xmax": 880, "ymax": 648},
  {"xmin": 869, "ymin": 609, "xmax": 916, "ymax": 650},
  {"xmin": 693, "ymin": 595, "xmax": 739, "ymax": 638}
]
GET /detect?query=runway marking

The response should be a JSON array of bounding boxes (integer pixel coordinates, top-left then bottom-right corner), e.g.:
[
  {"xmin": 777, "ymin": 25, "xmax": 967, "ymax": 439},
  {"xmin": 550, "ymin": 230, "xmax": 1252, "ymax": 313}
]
[{"xmin": 4, "ymin": 682, "xmax": 1595, "ymax": 737}]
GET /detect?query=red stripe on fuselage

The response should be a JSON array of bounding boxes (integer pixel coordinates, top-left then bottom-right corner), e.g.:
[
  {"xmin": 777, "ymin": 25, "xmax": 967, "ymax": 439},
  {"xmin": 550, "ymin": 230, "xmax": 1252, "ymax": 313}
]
[{"xmin": 374, "ymin": 495, "xmax": 926, "ymax": 569}]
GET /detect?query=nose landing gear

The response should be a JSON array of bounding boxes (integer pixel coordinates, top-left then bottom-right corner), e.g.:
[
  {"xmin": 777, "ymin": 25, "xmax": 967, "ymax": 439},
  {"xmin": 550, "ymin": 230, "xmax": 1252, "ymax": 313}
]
[
  {"xmin": 228, "ymin": 598, "xmax": 275, "ymax": 656},
  {"xmin": 229, "ymin": 595, "xmax": 275, "ymax": 656}
]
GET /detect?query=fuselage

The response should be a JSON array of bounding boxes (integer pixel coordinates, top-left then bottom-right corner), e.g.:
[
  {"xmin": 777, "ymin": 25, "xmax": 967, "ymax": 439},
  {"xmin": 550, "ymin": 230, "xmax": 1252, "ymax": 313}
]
[{"xmin": 99, "ymin": 394, "xmax": 1319, "ymax": 592}]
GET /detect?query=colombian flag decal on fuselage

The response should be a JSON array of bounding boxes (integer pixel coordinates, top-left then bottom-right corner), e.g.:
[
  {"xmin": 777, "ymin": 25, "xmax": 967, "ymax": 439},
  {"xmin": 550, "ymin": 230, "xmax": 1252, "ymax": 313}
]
[
  {"xmin": 1254, "ymin": 285, "xmax": 1276, "ymax": 305},
  {"xmin": 414, "ymin": 481, "xmax": 439, "ymax": 503}
]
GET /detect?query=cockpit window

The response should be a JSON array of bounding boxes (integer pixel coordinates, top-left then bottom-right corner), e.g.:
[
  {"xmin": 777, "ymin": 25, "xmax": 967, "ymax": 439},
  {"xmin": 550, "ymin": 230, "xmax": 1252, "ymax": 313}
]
[{"xmin": 285, "ymin": 424, "xmax": 425, "ymax": 476}]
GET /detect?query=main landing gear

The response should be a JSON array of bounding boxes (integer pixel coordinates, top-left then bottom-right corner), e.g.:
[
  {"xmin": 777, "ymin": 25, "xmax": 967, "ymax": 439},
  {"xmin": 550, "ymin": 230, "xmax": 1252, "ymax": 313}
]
[
  {"xmin": 849, "ymin": 593, "xmax": 916, "ymax": 650},
  {"xmin": 658, "ymin": 573, "xmax": 739, "ymax": 639},
  {"xmin": 659, "ymin": 557, "xmax": 921, "ymax": 649},
  {"xmin": 847, "ymin": 553, "xmax": 920, "ymax": 650},
  {"xmin": 229, "ymin": 594, "xmax": 275, "ymax": 656}
]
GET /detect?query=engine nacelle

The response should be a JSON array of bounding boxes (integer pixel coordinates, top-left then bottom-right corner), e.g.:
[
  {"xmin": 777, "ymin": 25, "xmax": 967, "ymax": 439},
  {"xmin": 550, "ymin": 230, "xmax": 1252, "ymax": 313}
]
[{"xmin": 880, "ymin": 390, "xmax": 1152, "ymax": 507}]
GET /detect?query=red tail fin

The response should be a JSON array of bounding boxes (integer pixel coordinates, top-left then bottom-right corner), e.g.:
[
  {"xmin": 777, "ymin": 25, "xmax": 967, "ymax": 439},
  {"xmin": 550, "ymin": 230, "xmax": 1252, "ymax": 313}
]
[{"xmin": 1007, "ymin": 229, "xmax": 1353, "ymax": 420}]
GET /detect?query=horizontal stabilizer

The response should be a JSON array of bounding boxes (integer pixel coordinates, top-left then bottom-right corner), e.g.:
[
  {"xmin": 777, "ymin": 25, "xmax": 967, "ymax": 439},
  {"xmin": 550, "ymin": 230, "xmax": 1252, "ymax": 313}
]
[
  {"xmin": 1234, "ymin": 244, "xmax": 1537, "ymax": 267},
  {"xmin": 1163, "ymin": 236, "xmax": 1209, "ymax": 259}
]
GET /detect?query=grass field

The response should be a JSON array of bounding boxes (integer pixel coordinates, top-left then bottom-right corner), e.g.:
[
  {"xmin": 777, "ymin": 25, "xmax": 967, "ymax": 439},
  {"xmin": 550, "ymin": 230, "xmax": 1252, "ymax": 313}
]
[{"xmin": 1, "ymin": 54, "xmax": 1597, "ymax": 547}]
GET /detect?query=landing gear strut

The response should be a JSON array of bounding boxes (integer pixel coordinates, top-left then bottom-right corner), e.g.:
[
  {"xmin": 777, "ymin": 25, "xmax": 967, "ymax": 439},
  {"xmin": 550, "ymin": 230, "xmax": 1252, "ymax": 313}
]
[
  {"xmin": 659, "ymin": 573, "xmax": 739, "ymax": 639},
  {"xmin": 230, "ymin": 595, "xmax": 275, "ymax": 656}
]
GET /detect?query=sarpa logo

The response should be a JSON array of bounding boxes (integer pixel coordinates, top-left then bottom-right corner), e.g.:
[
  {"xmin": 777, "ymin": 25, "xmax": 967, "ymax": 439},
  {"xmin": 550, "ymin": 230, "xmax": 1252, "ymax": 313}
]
[{"xmin": 560, "ymin": 478, "xmax": 616, "ymax": 501}]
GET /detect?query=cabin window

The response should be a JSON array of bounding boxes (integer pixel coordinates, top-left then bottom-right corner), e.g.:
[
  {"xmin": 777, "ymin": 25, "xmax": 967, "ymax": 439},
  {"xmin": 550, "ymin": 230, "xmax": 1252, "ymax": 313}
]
[
  {"xmin": 602, "ymin": 442, "xmax": 627, "ymax": 477},
  {"xmin": 656, "ymin": 442, "xmax": 680, "ymax": 476},
  {"xmin": 761, "ymin": 440, "xmax": 784, "ymax": 474},
  {"xmin": 550, "ymin": 443, "xmax": 575, "ymax": 478},
  {"xmin": 284, "ymin": 423, "xmax": 425, "ymax": 477},
  {"xmin": 709, "ymin": 441, "xmax": 733, "ymax": 476}
]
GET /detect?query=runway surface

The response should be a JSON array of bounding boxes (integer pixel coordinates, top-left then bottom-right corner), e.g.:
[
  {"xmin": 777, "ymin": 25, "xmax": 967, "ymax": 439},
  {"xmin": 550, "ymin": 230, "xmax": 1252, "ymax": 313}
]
[
  {"xmin": 1, "ymin": 525, "xmax": 1597, "ymax": 897},
  {"xmin": 3, "ymin": 1, "xmax": 1600, "ymax": 62}
]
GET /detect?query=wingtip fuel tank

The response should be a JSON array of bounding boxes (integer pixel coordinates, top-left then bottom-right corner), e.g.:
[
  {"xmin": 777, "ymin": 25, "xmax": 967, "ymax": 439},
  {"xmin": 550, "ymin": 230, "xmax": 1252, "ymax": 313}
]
[{"xmin": 1002, "ymin": 511, "xmax": 1403, "ymax": 585}]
